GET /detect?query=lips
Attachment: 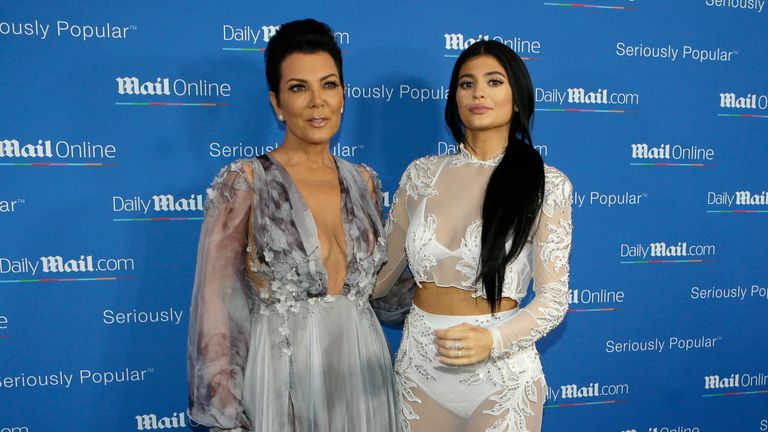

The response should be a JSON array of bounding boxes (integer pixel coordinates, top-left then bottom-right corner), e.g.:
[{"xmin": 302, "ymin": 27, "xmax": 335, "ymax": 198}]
[
  {"xmin": 307, "ymin": 115, "xmax": 329, "ymax": 127},
  {"xmin": 468, "ymin": 105, "xmax": 491, "ymax": 114}
]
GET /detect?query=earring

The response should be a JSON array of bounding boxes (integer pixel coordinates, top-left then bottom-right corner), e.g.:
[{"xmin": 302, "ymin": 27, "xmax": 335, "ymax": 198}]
[
  {"xmin": 278, "ymin": 114, "xmax": 284, "ymax": 121},
  {"xmin": 341, "ymin": 107, "xmax": 344, "ymax": 114}
]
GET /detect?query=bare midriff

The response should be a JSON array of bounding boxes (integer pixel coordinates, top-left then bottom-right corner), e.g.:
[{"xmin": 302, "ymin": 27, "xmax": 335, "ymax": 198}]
[{"xmin": 413, "ymin": 281, "xmax": 519, "ymax": 316}]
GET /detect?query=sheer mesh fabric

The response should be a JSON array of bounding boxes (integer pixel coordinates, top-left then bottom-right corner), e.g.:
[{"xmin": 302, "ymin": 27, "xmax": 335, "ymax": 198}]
[
  {"xmin": 188, "ymin": 164, "xmax": 254, "ymax": 429},
  {"xmin": 373, "ymin": 145, "xmax": 573, "ymax": 334},
  {"xmin": 402, "ymin": 380, "xmax": 546, "ymax": 432},
  {"xmin": 372, "ymin": 145, "xmax": 573, "ymax": 431}
]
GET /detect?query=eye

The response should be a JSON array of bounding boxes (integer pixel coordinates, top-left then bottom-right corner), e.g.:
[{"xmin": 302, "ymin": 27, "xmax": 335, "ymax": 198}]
[
  {"xmin": 488, "ymin": 79, "xmax": 505, "ymax": 87},
  {"xmin": 323, "ymin": 80, "xmax": 339, "ymax": 89},
  {"xmin": 458, "ymin": 80, "xmax": 474, "ymax": 89},
  {"xmin": 288, "ymin": 83, "xmax": 306, "ymax": 92}
]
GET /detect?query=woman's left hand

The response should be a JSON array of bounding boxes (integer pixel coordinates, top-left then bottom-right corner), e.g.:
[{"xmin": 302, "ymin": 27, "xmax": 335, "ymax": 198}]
[{"xmin": 434, "ymin": 323, "xmax": 493, "ymax": 366}]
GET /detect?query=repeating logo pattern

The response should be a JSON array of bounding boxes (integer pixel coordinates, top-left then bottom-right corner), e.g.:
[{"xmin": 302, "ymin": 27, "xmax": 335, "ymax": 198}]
[{"xmin": 2, "ymin": 2, "xmax": 765, "ymax": 431}]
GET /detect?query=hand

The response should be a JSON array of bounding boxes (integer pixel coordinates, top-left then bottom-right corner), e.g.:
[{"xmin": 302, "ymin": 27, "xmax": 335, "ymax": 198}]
[{"xmin": 433, "ymin": 323, "xmax": 493, "ymax": 366}]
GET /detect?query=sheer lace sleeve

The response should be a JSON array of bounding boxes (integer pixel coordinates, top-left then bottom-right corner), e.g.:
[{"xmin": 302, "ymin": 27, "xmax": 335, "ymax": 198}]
[
  {"xmin": 487, "ymin": 166, "xmax": 573, "ymax": 353},
  {"xmin": 370, "ymin": 162, "xmax": 419, "ymax": 324},
  {"xmin": 187, "ymin": 161, "xmax": 254, "ymax": 430}
]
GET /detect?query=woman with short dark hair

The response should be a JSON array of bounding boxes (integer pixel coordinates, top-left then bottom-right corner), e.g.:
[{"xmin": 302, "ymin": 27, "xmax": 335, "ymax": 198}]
[
  {"xmin": 188, "ymin": 19, "xmax": 397, "ymax": 432},
  {"xmin": 373, "ymin": 40, "xmax": 573, "ymax": 431}
]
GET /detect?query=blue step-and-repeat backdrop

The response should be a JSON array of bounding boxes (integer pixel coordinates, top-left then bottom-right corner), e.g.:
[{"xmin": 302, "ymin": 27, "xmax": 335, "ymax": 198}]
[{"xmin": 1, "ymin": 1, "xmax": 767, "ymax": 431}]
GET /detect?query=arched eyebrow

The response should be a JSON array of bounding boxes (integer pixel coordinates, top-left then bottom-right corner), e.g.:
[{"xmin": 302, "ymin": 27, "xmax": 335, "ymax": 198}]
[
  {"xmin": 284, "ymin": 73, "xmax": 340, "ymax": 84},
  {"xmin": 459, "ymin": 71, "xmax": 506, "ymax": 80}
]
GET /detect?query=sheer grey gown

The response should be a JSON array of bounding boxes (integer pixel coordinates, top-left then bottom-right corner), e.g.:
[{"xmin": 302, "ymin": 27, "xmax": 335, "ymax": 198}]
[{"xmin": 188, "ymin": 155, "xmax": 398, "ymax": 432}]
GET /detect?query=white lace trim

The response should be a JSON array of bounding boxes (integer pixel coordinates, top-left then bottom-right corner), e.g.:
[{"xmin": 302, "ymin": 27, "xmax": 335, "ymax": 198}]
[
  {"xmin": 455, "ymin": 218, "xmax": 482, "ymax": 290},
  {"xmin": 404, "ymin": 156, "xmax": 440, "ymax": 199},
  {"xmin": 542, "ymin": 165, "xmax": 572, "ymax": 217},
  {"xmin": 459, "ymin": 349, "xmax": 545, "ymax": 432},
  {"xmin": 453, "ymin": 143, "xmax": 504, "ymax": 167},
  {"xmin": 539, "ymin": 219, "xmax": 572, "ymax": 273},
  {"xmin": 406, "ymin": 213, "xmax": 438, "ymax": 282}
]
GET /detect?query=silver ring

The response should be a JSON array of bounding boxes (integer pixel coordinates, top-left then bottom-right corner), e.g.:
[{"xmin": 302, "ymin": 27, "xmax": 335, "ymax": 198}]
[
  {"xmin": 452, "ymin": 340, "xmax": 462, "ymax": 350},
  {"xmin": 458, "ymin": 349, "xmax": 463, "ymax": 358}
]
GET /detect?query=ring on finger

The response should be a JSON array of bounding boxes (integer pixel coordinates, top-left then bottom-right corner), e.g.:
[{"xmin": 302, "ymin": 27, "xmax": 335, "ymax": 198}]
[
  {"xmin": 451, "ymin": 339, "xmax": 462, "ymax": 350},
  {"xmin": 458, "ymin": 349, "xmax": 463, "ymax": 358}
]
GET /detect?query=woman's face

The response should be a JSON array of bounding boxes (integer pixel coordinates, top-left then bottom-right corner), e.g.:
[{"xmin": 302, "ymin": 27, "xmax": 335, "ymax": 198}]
[
  {"xmin": 455, "ymin": 55, "xmax": 514, "ymax": 135},
  {"xmin": 270, "ymin": 52, "xmax": 344, "ymax": 146}
]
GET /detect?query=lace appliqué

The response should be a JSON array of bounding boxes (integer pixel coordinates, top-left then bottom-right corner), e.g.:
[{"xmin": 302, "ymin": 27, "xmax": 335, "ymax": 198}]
[
  {"xmin": 404, "ymin": 156, "xmax": 439, "ymax": 199},
  {"xmin": 452, "ymin": 143, "xmax": 504, "ymax": 167},
  {"xmin": 394, "ymin": 310, "xmax": 437, "ymax": 432},
  {"xmin": 500, "ymin": 258, "xmax": 527, "ymax": 301},
  {"xmin": 459, "ymin": 346, "xmax": 545, "ymax": 432},
  {"xmin": 406, "ymin": 213, "xmax": 438, "ymax": 282},
  {"xmin": 483, "ymin": 358, "xmax": 545, "ymax": 432},
  {"xmin": 539, "ymin": 220, "xmax": 572, "ymax": 273},
  {"xmin": 456, "ymin": 219, "xmax": 483, "ymax": 296},
  {"xmin": 542, "ymin": 165, "xmax": 572, "ymax": 217}
]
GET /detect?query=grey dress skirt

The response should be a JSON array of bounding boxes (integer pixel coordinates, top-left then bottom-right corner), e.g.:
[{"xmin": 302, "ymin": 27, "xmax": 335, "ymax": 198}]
[{"xmin": 187, "ymin": 155, "xmax": 398, "ymax": 432}]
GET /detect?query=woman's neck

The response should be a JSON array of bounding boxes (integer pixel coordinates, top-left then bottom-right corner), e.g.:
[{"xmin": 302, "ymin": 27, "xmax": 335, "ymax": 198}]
[
  {"xmin": 464, "ymin": 127, "xmax": 509, "ymax": 161},
  {"xmin": 272, "ymin": 135, "xmax": 334, "ymax": 168}
]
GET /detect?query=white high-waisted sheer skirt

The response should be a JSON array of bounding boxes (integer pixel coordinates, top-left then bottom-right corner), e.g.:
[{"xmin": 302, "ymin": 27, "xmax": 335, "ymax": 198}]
[{"xmin": 395, "ymin": 304, "xmax": 546, "ymax": 432}]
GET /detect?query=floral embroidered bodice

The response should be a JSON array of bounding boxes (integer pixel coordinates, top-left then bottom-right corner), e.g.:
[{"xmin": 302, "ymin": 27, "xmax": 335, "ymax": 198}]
[{"xmin": 373, "ymin": 144, "xmax": 574, "ymax": 353}]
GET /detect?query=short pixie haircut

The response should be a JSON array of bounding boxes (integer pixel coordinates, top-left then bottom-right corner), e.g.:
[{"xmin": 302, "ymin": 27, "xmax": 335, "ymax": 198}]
[{"xmin": 264, "ymin": 19, "xmax": 344, "ymax": 98}]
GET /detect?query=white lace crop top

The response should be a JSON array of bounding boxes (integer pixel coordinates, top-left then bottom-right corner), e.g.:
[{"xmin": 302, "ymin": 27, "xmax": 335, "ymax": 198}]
[{"xmin": 372, "ymin": 144, "xmax": 573, "ymax": 353}]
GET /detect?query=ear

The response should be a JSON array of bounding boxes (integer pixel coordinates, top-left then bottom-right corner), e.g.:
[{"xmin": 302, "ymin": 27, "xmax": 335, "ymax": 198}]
[{"xmin": 269, "ymin": 91, "xmax": 283, "ymax": 120}]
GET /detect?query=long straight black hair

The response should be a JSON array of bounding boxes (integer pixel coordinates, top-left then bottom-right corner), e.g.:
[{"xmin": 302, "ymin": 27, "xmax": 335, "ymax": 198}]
[{"xmin": 445, "ymin": 40, "xmax": 545, "ymax": 313}]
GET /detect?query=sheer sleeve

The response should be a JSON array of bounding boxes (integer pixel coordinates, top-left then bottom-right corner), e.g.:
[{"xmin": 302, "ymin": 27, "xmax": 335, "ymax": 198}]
[
  {"xmin": 187, "ymin": 161, "xmax": 254, "ymax": 430},
  {"xmin": 370, "ymin": 163, "xmax": 417, "ymax": 324},
  {"xmin": 357, "ymin": 163, "xmax": 383, "ymax": 215},
  {"xmin": 487, "ymin": 167, "xmax": 573, "ymax": 353}
]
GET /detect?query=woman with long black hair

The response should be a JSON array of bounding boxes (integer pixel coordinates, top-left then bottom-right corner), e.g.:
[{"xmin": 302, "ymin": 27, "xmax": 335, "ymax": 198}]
[{"xmin": 373, "ymin": 40, "xmax": 573, "ymax": 431}]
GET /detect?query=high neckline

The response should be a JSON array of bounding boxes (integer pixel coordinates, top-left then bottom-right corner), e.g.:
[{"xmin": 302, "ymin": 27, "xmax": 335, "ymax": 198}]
[{"xmin": 457, "ymin": 143, "xmax": 504, "ymax": 167}]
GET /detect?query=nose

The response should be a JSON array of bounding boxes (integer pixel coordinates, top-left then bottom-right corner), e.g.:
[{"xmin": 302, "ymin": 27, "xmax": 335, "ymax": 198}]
[
  {"xmin": 472, "ymin": 83, "xmax": 486, "ymax": 99},
  {"xmin": 309, "ymin": 88, "xmax": 325, "ymax": 108}
]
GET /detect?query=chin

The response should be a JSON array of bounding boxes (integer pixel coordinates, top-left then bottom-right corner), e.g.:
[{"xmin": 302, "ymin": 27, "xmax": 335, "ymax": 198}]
[
  {"xmin": 465, "ymin": 121, "xmax": 499, "ymax": 131},
  {"xmin": 300, "ymin": 133, "xmax": 335, "ymax": 145}
]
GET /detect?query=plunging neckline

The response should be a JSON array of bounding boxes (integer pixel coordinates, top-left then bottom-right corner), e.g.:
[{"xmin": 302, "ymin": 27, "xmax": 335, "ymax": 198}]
[{"xmin": 266, "ymin": 153, "xmax": 353, "ymax": 296}]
